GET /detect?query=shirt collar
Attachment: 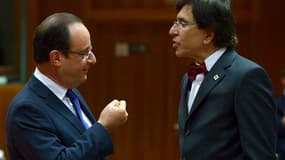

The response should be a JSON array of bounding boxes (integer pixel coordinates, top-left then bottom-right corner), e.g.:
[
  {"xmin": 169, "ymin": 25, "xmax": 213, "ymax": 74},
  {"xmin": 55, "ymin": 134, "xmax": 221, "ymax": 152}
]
[
  {"xmin": 204, "ymin": 47, "xmax": 226, "ymax": 71},
  {"xmin": 34, "ymin": 68, "xmax": 67, "ymax": 100}
]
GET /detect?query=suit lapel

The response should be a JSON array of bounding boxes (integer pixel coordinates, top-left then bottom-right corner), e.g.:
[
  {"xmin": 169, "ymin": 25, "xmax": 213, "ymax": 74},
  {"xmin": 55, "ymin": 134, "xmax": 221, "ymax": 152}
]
[
  {"xmin": 28, "ymin": 76, "xmax": 86, "ymax": 132},
  {"xmin": 187, "ymin": 49, "xmax": 236, "ymax": 118},
  {"xmin": 180, "ymin": 76, "xmax": 191, "ymax": 125}
]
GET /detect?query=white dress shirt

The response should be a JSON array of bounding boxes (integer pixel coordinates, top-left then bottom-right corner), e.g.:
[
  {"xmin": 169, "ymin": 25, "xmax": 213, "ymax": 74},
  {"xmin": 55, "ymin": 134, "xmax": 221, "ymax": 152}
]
[
  {"xmin": 34, "ymin": 68, "xmax": 92, "ymax": 128},
  {"xmin": 187, "ymin": 48, "xmax": 226, "ymax": 113}
]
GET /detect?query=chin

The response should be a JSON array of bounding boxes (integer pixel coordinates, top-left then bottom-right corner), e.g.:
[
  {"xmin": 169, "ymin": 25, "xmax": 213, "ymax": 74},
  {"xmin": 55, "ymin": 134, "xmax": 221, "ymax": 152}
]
[
  {"xmin": 77, "ymin": 76, "xmax": 87, "ymax": 86},
  {"xmin": 82, "ymin": 75, "xmax": 88, "ymax": 83},
  {"xmin": 175, "ymin": 51, "xmax": 187, "ymax": 58}
]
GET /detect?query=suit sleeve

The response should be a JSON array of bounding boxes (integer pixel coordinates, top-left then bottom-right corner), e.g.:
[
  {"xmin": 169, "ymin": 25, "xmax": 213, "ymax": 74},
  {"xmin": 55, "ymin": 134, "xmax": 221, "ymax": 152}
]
[
  {"xmin": 235, "ymin": 67, "xmax": 277, "ymax": 160},
  {"xmin": 9, "ymin": 103, "xmax": 113, "ymax": 160}
]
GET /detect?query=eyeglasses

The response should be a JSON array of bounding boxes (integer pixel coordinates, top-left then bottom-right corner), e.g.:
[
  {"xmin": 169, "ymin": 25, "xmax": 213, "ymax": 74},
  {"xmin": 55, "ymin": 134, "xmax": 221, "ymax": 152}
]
[
  {"xmin": 173, "ymin": 20, "xmax": 196, "ymax": 29},
  {"xmin": 62, "ymin": 49, "xmax": 93, "ymax": 60}
]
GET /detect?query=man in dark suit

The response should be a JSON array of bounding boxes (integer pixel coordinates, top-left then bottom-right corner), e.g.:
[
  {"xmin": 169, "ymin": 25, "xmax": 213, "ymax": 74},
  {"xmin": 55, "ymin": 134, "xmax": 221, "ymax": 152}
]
[
  {"xmin": 276, "ymin": 70, "xmax": 285, "ymax": 160},
  {"xmin": 6, "ymin": 12, "xmax": 128, "ymax": 160},
  {"xmin": 169, "ymin": 0, "xmax": 277, "ymax": 159}
]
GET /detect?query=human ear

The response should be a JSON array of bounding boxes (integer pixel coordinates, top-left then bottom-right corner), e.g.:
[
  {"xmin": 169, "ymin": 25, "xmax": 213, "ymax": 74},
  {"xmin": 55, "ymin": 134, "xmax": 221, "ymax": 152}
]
[
  {"xmin": 203, "ymin": 31, "xmax": 214, "ymax": 44},
  {"xmin": 49, "ymin": 50, "xmax": 62, "ymax": 66}
]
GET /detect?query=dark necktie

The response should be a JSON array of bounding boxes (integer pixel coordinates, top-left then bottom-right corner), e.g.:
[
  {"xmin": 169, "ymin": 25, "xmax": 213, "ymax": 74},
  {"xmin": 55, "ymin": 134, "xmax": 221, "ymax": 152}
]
[
  {"xmin": 66, "ymin": 89, "xmax": 89, "ymax": 129},
  {"xmin": 187, "ymin": 62, "xmax": 208, "ymax": 81}
]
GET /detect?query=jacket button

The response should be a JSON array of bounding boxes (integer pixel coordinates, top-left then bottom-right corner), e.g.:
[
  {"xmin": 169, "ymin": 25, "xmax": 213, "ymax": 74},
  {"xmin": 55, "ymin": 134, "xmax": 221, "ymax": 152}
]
[{"xmin": 185, "ymin": 129, "xmax": 190, "ymax": 136}]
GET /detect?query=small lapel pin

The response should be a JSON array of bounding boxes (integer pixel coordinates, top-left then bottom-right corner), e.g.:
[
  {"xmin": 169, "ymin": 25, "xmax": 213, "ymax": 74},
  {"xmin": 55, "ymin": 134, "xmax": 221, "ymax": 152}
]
[{"xmin": 213, "ymin": 74, "xmax": 219, "ymax": 80}]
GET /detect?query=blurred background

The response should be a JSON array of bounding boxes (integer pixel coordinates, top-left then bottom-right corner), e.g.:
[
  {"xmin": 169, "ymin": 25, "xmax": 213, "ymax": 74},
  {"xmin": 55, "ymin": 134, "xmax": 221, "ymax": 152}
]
[{"xmin": 0, "ymin": 0, "xmax": 285, "ymax": 159}]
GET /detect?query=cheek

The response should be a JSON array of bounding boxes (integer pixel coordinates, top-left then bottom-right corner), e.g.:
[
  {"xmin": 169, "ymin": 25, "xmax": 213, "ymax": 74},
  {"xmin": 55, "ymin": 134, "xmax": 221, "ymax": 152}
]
[
  {"xmin": 61, "ymin": 60, "xmax": 82, "ymax": 75},
  {"xmin": 180, "ymin": 33, "xmax": 196, "ymax": 49},
  {"xmin": 183, "ymin": 31, "xmax": 204, "ymax": 47}
]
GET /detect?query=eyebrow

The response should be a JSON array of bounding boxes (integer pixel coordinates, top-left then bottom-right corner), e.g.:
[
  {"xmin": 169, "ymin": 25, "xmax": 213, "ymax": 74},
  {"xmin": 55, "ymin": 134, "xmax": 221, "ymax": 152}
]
[
  {"xmin": 177, "ymin": 17, "xmax": 189, "ymax": 22},
  {"xmin": 80, "ymin": 45, "xmax": 93, "ymax": 52}
]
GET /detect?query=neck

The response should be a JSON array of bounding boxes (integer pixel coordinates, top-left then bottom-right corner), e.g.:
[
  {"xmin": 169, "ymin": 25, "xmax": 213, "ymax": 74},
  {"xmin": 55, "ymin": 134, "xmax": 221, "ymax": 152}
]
[
  {"xmin": 195, "ymin": 45, "xmax": 221, "ymax": 63},
  {"xmin": 37, "ymin": 64, "xmax": 64, "ymax": 87}
]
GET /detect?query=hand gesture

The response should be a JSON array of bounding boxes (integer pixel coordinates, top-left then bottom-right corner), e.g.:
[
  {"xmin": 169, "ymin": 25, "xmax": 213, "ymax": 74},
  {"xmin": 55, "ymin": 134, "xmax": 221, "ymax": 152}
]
[{"xmin": 98, "ymin": 100, "xmax": 128, "ymax": 132}]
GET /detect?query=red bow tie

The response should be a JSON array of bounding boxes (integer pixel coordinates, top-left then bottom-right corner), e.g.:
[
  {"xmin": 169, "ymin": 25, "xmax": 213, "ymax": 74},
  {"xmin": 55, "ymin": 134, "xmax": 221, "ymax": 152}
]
[{"xmin": 187, "ymin": 62, "xmax": 208, "ymax": 81}]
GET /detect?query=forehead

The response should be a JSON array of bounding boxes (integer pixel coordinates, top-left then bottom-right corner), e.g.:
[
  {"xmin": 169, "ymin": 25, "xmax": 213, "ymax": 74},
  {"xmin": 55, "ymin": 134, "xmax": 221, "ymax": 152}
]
[
  {"xmin": 68, "ymin": 23, "xmax": 91, "ymax": 49},
  {"xmin": 177, "ymin": 5, "xmax": 195, "ymax": 21}
]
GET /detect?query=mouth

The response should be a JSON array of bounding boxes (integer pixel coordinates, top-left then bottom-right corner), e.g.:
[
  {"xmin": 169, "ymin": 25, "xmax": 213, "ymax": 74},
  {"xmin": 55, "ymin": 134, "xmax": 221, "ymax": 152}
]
[
  {"xmin": 172, "ymin": 40, "xmax": 179, "ymax": 49},
  {"xmin": 172, "ymin": 43, "xmax": 178, "ymax": 49},
  {"xmin": 83, "ymin": 68, "xmax": 89, "ymax": 74}
]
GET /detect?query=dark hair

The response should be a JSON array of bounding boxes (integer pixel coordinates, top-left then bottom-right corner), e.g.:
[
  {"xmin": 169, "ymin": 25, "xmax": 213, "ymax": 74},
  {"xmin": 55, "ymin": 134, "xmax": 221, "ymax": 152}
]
[
  {"xmin": 176, "ymin": 0, "xmax": 238, "ymax": 48},
  {"xmin": 33, "ymin": 12, "xmax": 83, "ymax": 63}
]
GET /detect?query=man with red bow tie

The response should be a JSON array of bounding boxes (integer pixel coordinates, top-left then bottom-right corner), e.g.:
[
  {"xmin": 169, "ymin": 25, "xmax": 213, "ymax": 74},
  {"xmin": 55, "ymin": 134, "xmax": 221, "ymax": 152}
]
[{"xmin": 169, "ymin": 0, "xmax": 277, "ymax": 159}]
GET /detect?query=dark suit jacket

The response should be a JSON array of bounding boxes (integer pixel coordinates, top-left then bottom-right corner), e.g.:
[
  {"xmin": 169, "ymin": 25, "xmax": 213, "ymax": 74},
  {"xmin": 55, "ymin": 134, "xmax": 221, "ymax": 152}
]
[
  {"xmin": 178, "ymin": 49, "xmax": 277, "ymax": 160},
  {"xmin": 6, "ymin": 76, "xmax": 113, "ymax": 160},
  {"xmin": 275, "ymin": 95, "xmax": 285, "ymax": 160}
]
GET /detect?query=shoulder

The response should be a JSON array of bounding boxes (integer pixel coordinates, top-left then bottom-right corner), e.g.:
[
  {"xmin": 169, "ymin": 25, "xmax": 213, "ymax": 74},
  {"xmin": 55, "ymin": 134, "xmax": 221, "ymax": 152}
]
[
  {"xmin": 226, "ymin": 50, "xmax": 263, "ymax": 72},
  {"xmin": 225, "ymin": 50, "xmax": 268, "ymax": 79},
  {"xmin": 7, "ymin": 81, "xmax": 49, "ymax": 122}
]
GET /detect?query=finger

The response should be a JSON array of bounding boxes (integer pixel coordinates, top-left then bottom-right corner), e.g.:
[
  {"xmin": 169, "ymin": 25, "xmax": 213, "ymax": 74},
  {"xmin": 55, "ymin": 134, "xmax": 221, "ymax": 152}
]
[
  {"xmin": 108, "ymin": 99, "xmax": 119, "ymax": 106},
  {"xmin": 119, "ymin": 100, "xmax": 126, "ymax": 110}
]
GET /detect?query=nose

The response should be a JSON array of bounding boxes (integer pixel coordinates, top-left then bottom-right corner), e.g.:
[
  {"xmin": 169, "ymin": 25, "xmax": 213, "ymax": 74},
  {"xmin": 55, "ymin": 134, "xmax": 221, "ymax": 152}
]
[
  {"xmin": 88, "ymin": 52, "xmax": 96, "ymax": 65},
  {"xmin": 169, "ymin": 24, "xmax": 178, "ymax": 36}
]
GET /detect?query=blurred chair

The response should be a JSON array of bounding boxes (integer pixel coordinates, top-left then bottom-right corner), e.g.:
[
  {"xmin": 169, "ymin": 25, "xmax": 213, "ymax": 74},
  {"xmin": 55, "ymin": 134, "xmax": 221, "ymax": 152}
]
[{"xmin": 0, "ymin": 84, "xmax": 23, "ymax": 160}]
